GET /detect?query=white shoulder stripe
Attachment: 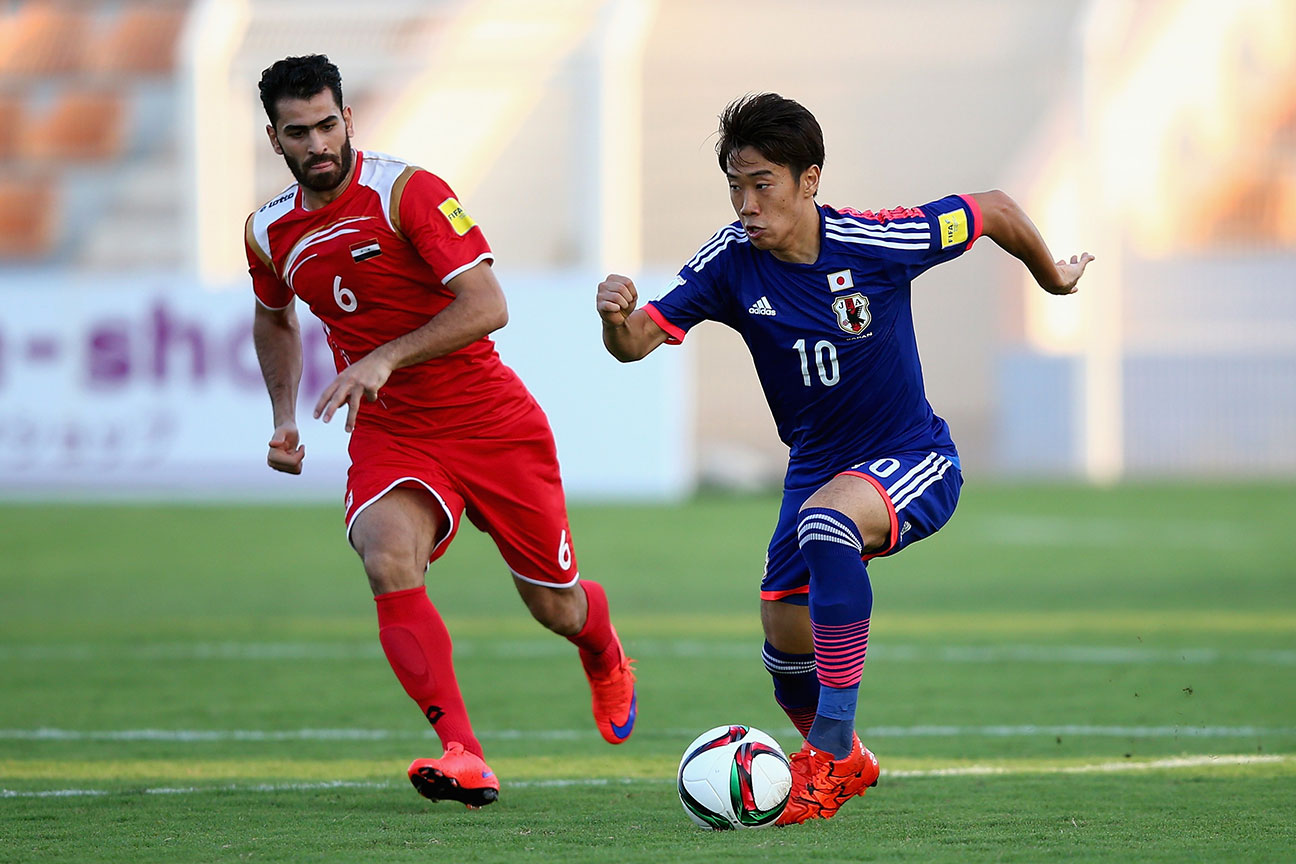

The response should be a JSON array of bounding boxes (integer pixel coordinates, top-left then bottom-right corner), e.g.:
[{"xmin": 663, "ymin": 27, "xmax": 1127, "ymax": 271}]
[
  {"xmin": 251, "ymin": 182, "xmax": 298, "ymax": 269},
  {"xmin": 824, "ymin": 230, "xmax": 930, "ymax": 250},
  {"xmin": 687, "ymin": 224, "xmax": 745, "ymax": 270},
  {"xmin": 357, "ymin": 150, "xmax": 413, "ymax": 234},
  {"xmin": 825, "ymin": 216, "xmax": 931, "ymax": 237},
  {"xmin": 686, "ymin": 225, "xmax": 743, "ymax": 269},
  {"xmin": 826, "ymin": 212, "xmax": 930, "ymax": 226},
  {"xmin": 692, "ymin": 232, "xmax": 748, "ymax": 271}
]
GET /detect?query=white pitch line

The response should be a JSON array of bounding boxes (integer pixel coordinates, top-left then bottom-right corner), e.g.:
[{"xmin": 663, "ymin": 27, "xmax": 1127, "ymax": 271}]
[
  {"xmin": 883, "ymin": 754, "xmax": 1291, "ymax": 779},
  {"xmin": 2, "ymin": 724, "xmax": 1294, "ymax": 743},
  {"xmin": 857, "ymin": 724, "xmax": 1296, "ymax": 739},
  {"xmin": 2, "ymin": 641, "xmax": 1293, "ymax": 665},
  {"xmin": 2, "ymin": 755, "xmax": 1289, "ymax": 800},
  {"xmin": 1, "ymin": 780, "xmax": 392, "ymax": 799}
]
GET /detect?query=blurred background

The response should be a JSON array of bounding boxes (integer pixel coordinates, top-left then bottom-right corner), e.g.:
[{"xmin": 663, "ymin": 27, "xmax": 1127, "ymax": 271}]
[{"xmin": 1, "ymin": 0, "xmax": 1294, "ymax": 502}]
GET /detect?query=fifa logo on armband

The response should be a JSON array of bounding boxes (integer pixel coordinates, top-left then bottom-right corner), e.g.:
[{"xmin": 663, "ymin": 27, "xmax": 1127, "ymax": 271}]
[
  {"xmin": 938, "ymin": 210, "xmax": 968, "ymax": 248},
  {"xmin": 438, "ymin": 198, "xmax": 476, "ymax": 236}
]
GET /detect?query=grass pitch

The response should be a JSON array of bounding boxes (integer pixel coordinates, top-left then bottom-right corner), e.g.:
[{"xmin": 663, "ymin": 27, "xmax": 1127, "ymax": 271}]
[{"xmin": 2, "ymin": 483, "xmax": 1294, "ymax": 862}]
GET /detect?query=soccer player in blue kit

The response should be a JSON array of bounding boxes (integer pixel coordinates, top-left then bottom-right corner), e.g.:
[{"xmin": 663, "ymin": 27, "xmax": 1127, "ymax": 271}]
[{"xmin": 596, "ymin": 93, "xmax": 1093, "ymax": 825}]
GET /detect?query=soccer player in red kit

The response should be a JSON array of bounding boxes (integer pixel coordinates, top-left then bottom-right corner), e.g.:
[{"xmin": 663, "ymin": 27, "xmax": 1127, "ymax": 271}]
[{"xmin": 246, "ymin": 54, "xmax": 636, "ymax": 808}]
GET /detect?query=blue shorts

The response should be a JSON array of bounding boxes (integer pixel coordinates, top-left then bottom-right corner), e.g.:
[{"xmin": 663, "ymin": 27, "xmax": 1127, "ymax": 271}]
[{"xmin": 761, "ymin": 450, "xmax": 963, "ymax": 602}]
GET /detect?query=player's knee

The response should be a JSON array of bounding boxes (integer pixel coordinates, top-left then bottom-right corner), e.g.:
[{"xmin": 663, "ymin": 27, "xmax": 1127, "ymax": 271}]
[
  {"xmin": 856, "ymin": 515, "xmax": 891, "ymax": 552},
  {"xmin": 761, "ymin": 598, "xmax": 812, "ymax": 654},
  {"xmin": 521, "ymin": 584, "xmax": 583, "ymax": 635},
  {"xmin": 361, "ymin": 547, "xmax": 424, "ymax": 595}
]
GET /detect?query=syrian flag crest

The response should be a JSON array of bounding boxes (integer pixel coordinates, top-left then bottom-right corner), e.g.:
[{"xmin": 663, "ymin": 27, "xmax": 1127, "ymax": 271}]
[{"xmin": 350, "ymin": 239, "xmax": 382, "ymax": 262}]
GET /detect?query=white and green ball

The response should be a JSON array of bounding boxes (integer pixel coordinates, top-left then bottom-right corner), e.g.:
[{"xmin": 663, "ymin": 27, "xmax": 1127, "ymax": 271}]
[{"xmin": 677, "ymin": 725, "xmax": 792, "ymax": 830}]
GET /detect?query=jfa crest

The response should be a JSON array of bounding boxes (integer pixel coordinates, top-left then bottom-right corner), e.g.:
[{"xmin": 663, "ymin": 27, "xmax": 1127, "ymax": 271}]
[{"xmin": 832, "ymin": 293, "xmax": 871, "ymax": 334}]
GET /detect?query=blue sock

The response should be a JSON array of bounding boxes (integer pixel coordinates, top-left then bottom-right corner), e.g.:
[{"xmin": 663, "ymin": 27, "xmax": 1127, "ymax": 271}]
[
  {"xmin": 810, "ymin": 685, "xmax": 859, "ymax": 757},
  {"xmin": 797, "ymin": 506, "xmax": 873, "ymax": 759},
  {"xmin": 762, "ymin": 640, "xmax": 817, "ymax": 738}
]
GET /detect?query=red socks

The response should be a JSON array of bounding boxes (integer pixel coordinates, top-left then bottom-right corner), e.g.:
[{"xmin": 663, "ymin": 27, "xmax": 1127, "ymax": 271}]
[
  {"xmin": 376, "ymin": 581, "xmax": 620, "ymax": 755},
  {"xmin": 374, "ymin": 586, "xmax": 482, "ymax": 758},
  {"xmin": 568, "ymin": 580, "xmax": 621, "ymax": 679}
]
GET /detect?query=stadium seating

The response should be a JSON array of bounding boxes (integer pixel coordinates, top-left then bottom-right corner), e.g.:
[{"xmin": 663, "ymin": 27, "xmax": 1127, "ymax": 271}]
[
  {"xmin": 0, "ymin": 175, "xmax": 57, "ymax": 257},
  {"xmin": 87, "ymin": 3, "xmax": 186, "ymax": 76},
  {"xmin": 0, "ymin": 0, "xmax": 461, "ymax": 269},
  {"xmin": 0, "ymin": 1, "xmax": 187, "ymax": 263},
  {"xmin": 0, "ymin": 2, "xmax": 88, "ymax": 77},
  {"xmin": 18, "ymin": 88, "xmax": 127, "ymax": 163},
  {"xmin": 0, "ymin": 94, "xmax": 25, "ymax": 161}
]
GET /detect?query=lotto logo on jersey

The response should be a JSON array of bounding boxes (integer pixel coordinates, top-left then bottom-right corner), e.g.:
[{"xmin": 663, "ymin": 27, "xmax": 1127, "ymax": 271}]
[
  {"xmin": 938, "ymin": 209, "xmax": 968, "ymax": 248},
  {"xmin": 438, "ymin": 198, "xmax": 476, "ymax": 236},
  {"xmin": 827, "ymin": 269, "xmax": 854, "ymax": 292},
  {"xmin": 832, "ymin": 292, "xmax": 871, "ymax": 334},
  {"xmin": 259, "ymin": 189, "xmax": 294, "ymax": 212}
]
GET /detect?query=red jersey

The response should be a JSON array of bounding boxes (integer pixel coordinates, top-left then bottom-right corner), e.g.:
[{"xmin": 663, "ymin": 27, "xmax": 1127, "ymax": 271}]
[{"xmin": 245, "ymin": 150, "xmax": 535, "ymax": 437}]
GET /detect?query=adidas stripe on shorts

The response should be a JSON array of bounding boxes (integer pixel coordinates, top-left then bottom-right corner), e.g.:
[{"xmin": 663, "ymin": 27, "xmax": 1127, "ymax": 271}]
[{"xmin": 760, "ymin": 449, "xmax": 963, "ymax": 602}]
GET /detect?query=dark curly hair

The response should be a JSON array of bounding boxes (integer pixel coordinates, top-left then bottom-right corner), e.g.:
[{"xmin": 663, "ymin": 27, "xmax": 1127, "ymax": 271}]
[
  {"xmin": 258, "ymin": 54, "xmax": 344, "ymax": 126},
  {"xmin": 716, "ymin": 93, "xmax": 824, "ymax": 182}
]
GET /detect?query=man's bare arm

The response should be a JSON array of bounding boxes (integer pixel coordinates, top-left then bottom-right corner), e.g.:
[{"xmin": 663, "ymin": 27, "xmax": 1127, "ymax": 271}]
[
  {"xmin": 253, "ymin": 301, "xmax": 306, "ymax": 474},
  {"xmin": 313, "ymin": 261, "xmax": 509, "ymax": 431},
  {"xmin": 597, "ymin": 273, "xmax": 670, "ymax": 362},
  {"xmin": 971, "ymin": 190, "xmax": 1093, "ymax": 295}
]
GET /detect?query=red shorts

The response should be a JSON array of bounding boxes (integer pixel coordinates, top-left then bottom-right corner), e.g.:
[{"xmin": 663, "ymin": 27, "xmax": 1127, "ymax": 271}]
[{"xmin": 343, "ymin": 402, "xmax": 578, "ymax": 586}]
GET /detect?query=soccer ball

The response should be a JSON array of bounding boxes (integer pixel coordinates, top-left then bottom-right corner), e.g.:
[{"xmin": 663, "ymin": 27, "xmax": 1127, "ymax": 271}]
[{"xmin": 677, "ymin": 724, "xmax": 792, "ymax": 830}]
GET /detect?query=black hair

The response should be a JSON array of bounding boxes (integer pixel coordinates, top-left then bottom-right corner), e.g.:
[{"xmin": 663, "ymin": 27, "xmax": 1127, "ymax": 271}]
[
  {"xmin": 716, "ymin": 93, "xmax": 824, "ymax": 182},
  {"xmin": 258, "ymin": 54, "xmax": 344, "ymax": 126}
]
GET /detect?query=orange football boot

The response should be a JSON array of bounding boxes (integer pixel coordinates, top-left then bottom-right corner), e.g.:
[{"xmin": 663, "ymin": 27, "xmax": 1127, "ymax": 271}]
[
  {"xmin": 584, "ymin": 632, "xmax": 637, "ymax": 744},
  {"xmin": 776, "ymin": 733, "xmax": 880, "ymax": 826},
  {"xmin": 408, "ymin": 742, "xmax": 500, "ymax": 808}
]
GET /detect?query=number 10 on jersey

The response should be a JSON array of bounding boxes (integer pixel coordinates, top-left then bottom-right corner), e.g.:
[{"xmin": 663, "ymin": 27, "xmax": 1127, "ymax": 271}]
[{"xmin": 794, "ymin": 338, "xmax": 840, "ymax": 387}]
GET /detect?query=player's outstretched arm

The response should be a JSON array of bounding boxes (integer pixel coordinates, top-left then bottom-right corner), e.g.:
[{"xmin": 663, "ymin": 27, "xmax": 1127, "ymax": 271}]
[
  {"xmin": 971, "ymin": 190, "xmax": 1094, "ymax": 295},
  {"xmin": 253, "ymin": 302, "xmax": 306, "ymax": 474},
  {"xmin": 313, "ymin": 261, "xmax": 509, "ymax": 432},
  {"xmin": 598, "ymin": 273, "xmax": 669, "ymax": 362}
]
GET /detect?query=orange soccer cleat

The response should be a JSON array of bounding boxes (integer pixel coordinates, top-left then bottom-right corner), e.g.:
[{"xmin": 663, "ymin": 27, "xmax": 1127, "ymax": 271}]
[
  {"xmin": 408, "ymin": 742, "xmax": 500, "ymax": 809},
  {"xmin": 585, "ymin": 636, "xmax": 637, "ymax": 744},
  {"xmin": 775, "ymin": 733, "xmax": 880, "ymax": 826}
]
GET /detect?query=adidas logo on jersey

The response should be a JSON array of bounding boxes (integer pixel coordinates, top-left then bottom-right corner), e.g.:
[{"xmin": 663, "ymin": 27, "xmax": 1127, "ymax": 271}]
[{"xmin": 748, "ymin": 296, "xmax": 777, "ymax": 316}]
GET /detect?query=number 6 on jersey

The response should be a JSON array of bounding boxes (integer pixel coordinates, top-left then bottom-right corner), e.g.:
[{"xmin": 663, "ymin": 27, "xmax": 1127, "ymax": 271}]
[{"xmin": 333, "ymin": 275, "xmax": 358, "ymax": 312}]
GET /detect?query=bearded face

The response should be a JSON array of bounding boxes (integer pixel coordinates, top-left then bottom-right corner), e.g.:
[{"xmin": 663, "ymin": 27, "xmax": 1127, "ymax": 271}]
[
  {"xmin": 284, "ymin": 133, "xmax": 353, "ymax": 193},
  {"xmin": 268, "ymin": 91, "xmax": 356, "ymax": 201}
]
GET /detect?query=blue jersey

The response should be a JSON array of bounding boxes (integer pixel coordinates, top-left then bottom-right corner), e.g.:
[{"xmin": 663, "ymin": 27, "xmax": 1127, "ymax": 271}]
[{"xmin": 644, "ymin": 195, "xmax": 982, "ymax": 488}]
